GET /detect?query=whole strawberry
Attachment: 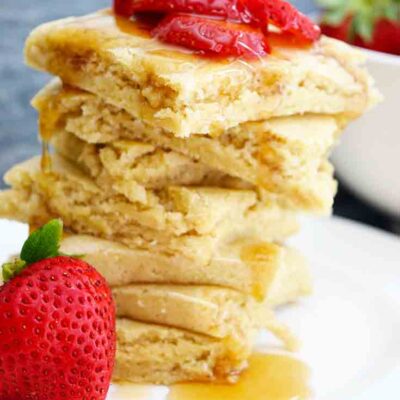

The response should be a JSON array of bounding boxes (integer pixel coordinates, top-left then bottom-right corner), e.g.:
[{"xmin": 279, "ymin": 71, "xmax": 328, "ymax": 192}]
[
  {"xmin": 0, "ymin": 220, "xmax": 116, "ymax": 400},
  {"xmin": 318, "ymin": 0, "xmax": 400, "ymax": 56}
]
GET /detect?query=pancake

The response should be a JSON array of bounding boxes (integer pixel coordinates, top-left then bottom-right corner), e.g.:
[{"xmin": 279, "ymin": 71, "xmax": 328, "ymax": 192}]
[
  {"xmin": 115, "ymin": 311, "xmax": 298, "ymax": 385},
  {"xmin": 115, "ymin": 319, "xmax": 250, "ymax": 384},
  {"xmin": 0, "ymin": 156, "xmax": 298, "ymax": 264},
  {"xmin": 36, "ymin": 80, "xmax": 340, "ymax": 213},
  {"xmin": 25, "ymin": 9, "xmax": 378, "ymax": 137},
  {"xmin": 60, "ymin": 234, "xmax": 311, "ymax": 303}
]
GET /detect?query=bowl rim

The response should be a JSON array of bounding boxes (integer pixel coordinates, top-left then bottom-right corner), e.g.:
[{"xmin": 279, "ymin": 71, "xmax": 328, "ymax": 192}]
[{"xmin": 362, "ymin": 47, "xmax": 400, "ymax": 66}]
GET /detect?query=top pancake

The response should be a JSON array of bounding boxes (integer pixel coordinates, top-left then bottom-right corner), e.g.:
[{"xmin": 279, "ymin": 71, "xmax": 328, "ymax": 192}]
[{"xmin": 25, "ymin": 9, "xmax": 379, "ymax": 137}]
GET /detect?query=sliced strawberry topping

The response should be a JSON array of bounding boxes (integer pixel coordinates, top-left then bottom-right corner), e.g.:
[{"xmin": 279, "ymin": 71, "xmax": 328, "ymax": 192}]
[
  {"xmin": 114, "ymin": 0, "xmax": 320, "ymax": 58},
  {"xmin": 152, "ymin": 14, "xmax": 270, "ymax": 58},
  {"xmin": 114, "ymin": 0, "xmax": 247, "ymax": 23},
  {"xmin": 243, "ymin": 0, "xmax": 321, "ymax": 42}
]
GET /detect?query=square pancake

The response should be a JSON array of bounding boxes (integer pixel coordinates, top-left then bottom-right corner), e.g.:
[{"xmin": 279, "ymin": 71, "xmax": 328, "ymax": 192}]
[
  {"xmin": 112, "ymin": 273, "xmax": 310, "ymax": 341},
  {"xmin": 53, "ymin": 124, "xmax": 337, "ymax": 214},
  {"xmin": 115, "ymin": 319, "xmax": 249, "ymax": 384},
  {"xmin": 115, "ymin": 315, "xmax": 297, "ymax": 385},
  {"xmin": 113, "ymin": 284, "xmax": 265, "ymax": 339},
  {"xmin": 0, "ymin": 156, "xmax": 299, "ymax": 265},
  {"xmin": 35, "ymin": 80, "xmax": 339, "ymax": 214},
  {"xmin": 60, "ymin": 234, "xmax": 281, "ymax": 300},
  {"xmin": 25, "ymin": 9, "xmax": 378, "ymax": 137},
  {"xmin": 60, "ymin": 234, "xmax": 312, "ymax": 303}
]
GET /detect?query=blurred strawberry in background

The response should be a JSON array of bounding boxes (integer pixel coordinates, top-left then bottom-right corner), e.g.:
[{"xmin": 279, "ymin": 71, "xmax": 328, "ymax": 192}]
[{"xmin": 317, "ymin": 0, "xmax": 400, "ymax": 55}]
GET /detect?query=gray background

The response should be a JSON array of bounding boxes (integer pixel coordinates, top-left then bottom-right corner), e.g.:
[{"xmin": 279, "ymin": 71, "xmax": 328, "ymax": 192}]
[{"xmin": 0, "ymin": 0, "xmax": 395, "ymax": 233}]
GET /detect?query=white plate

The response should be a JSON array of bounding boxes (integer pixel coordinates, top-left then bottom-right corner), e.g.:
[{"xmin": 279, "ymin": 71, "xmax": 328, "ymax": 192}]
[{"xmin": 0, "ymin": 217, "xmax": 399, "ymax": 399}]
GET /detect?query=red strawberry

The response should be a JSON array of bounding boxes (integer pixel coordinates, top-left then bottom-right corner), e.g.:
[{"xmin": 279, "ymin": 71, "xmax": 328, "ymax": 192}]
[
  {"xmin": 0, "ymin": 220, "xmax": 116, "ymax": 400},
  {"xmin": 320, "ymin": 15, "xmax": 353, "ymax": 42},
  {"xmin": 318, "ymin": 0, "xmax": 400, "ymax": 56},
  {"xmin": 354, "ymin": 18, "xmax": 400, "ymax": 55},
  {"xmin": 113, "ymin": 0, "xmax": 247, "ymax": 23},
  {"xmin": 244, "ymin": 0, "xmax": 321, "ymax": 42},
  {"xmin": 152, "ymin": 13, "xmax": 270, "ymax": 58},
  {"xmin": 321, "ymin": 16, "xmax": 400, "ymax": 56}
]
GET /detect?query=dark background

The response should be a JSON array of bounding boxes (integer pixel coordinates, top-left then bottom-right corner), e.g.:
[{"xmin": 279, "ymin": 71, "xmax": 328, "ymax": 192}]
[{"xmin": 0, "ymin": 0, "xmax": 397, "ymax": 234}]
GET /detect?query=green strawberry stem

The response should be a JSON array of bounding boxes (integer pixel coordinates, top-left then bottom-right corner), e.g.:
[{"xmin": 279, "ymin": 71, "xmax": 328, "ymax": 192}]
[
  {"xmin": 2, "ymin": 259, "xmax": 27, "ymax": 282},
  {"xmin": 2, "ymin": 219, "xmax": 64, "ymax": 282}
]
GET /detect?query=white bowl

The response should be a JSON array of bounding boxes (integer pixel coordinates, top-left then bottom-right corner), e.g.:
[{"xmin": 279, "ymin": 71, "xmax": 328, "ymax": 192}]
[{"xmin": 331, "ymin": 48, "xmax": 400, "ymax": 218}]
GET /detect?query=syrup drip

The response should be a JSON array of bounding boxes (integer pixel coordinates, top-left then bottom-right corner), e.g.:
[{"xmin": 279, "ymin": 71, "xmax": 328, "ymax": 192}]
[
  {"xmin": 37, "ymin": 86, "xmax": 66, "ymax": 173},
  {"xmin": 40, "ymin": 141, "xmax": 51, "ymax": 173},
  {"xmin": 240, "ymin": 242, "xmax": 280, "ymax": 300},
  {"xmin": 114, "ymin": 13, "xmax": 157, "ymax": 38},
  {"xmin": 168, "ymin": 353, "xmax": 311, "ymax": 400}
]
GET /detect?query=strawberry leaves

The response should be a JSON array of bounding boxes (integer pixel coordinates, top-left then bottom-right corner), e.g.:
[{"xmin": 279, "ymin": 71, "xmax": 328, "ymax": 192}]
[
  {"xmin": 2, "ymin": 219, "xmax": 63, "ymax": 282},
  {"xmin": 20, "ymin": 219, "xmax": 63, "ymax": 264}
]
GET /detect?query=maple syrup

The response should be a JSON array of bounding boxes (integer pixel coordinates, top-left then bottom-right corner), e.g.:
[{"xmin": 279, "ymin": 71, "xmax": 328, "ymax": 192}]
[
  {"xmin": 38, "ymin": 105, "xmax": 54, "ymax": 174},
  {"xmin": 39, "ymin": 109, "xmax": 54, "ymax": 173},
  {"xmin": 111, "ymin": 11, "xmax": 216, "ymax": 62},
  {"xmin": 168, "ymin": 353, "xmax": 310, "ymax": 400},
  {"xmin": 240, "ymin": 242, "xmax": 280, "ymax": 300},
  {"xmin": 37, "ymin": 84, "xmax": 67, "ymax": 173},
  {"xmin": 111, "ymin": 9, "xmax": 312, "ymax": 61},
  {"xmin": 110, "ymin": 354, "xmax": 310, "ymax": 400},
  {"xmin": 114, "ymin": 12, "xmax": 157, "ymax": 38},
  {"xmin": 40, "ymin": 141, "xmax": 52, "ymax": 173}
]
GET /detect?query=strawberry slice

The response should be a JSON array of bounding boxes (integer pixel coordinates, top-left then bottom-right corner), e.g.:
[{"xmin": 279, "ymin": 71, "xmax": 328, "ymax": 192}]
[
  {"xmin": 152, "ymin": 14, "xmax": 270, "ymax": 58},
  {"xmin": 113, "ymin": 0, "xmax": 247, "ymax": 23},
  {"xmin": 114, "ymin": 0, "xmax": 320, "ymax": 43},
  {"xmin": 245, "ymin": 0, "xmax": 321, "ymax": 42}
]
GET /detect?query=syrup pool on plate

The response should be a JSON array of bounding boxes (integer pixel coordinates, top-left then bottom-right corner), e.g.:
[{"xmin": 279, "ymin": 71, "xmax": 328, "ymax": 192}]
[{"xmin": 111, "ymin": 353, "xmax": 311, "ymax": 400}]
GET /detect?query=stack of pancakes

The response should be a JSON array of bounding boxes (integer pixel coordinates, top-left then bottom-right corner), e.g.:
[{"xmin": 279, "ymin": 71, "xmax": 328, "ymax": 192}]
[{"xmin": 0, "ymin": 9, "xmax": 378, "ymax": 384}]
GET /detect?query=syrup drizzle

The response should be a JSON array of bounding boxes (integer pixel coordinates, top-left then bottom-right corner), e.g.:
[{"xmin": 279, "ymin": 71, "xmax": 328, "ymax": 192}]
[
  {"xmin": 110, "ymin": 353, "xmax": 310, "ymax": 400},
  {"xmin": 40, "ymin": 141, "xmax": 52, "ymax": 174},
  {"xmin": 37, "ymin": 84, "xmax": 67, "ymax": 173},
  {"xmin": 38, "ymin": 105, "xmax": 53, "ymax": 173},
  {"xmin": 111, "ymin": 10, "xmax": 311, "ymax": 59},
  {"xmin": 168, "ymin": 353, "xmax": 310, "ymax": 400},
  {"xmin": 240, "ymin": 242, "xmax": 280, "ymax": 300}
]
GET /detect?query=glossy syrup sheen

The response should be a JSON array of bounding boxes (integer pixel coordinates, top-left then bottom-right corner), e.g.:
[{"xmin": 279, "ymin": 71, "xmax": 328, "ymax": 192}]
[
  {"xmin": 111, "ymin": 353, "xmax": 310, "ymax": 400},
  {"xmin": 114, "ymin": 12, "xmax": 157, "ymax": 38},
  {"xmin": 38, "ymin": 90, "xmax": 62, "ymax": 173},
  {"xmin": 111, "ymin": 11, "xmax": 311, "ymax": 61},
  {"xmin": 240, "ymin": 242, "xmax": 280, "ymax": 300},
  {"xmin": 168, "ymin": 353, "xmax": 310, "ymax": 400},
  {"xmin": 40, "ymin": 142, "xmax": 52, "ymax": 173}
]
